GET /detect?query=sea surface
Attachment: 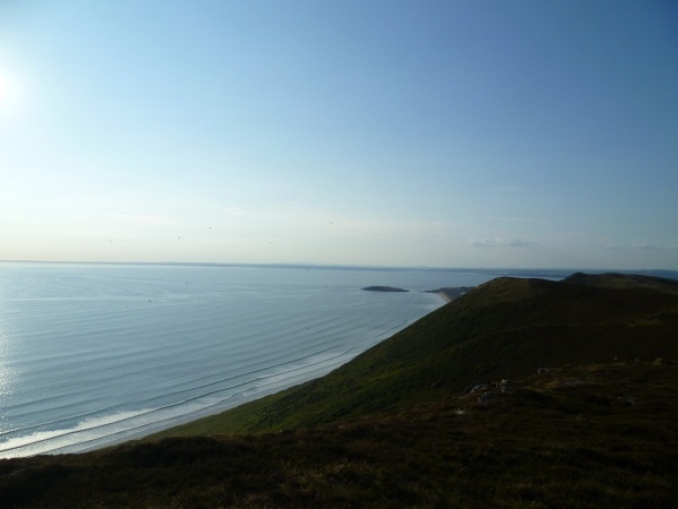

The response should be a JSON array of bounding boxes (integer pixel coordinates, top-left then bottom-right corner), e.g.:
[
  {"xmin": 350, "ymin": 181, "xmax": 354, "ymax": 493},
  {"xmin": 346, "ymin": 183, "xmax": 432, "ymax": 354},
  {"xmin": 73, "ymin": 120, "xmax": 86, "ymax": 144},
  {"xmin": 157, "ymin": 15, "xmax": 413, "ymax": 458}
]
[{"xmin": 0, "ymin": 263, "xmax": 499, "ymax": 458}]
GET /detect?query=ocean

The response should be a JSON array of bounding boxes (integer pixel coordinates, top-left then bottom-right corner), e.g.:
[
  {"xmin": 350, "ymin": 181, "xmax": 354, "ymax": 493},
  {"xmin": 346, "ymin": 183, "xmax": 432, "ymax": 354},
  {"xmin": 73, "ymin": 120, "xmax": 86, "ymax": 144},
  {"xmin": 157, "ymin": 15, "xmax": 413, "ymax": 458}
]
[{"xmin": 0, "ymin": 262, "xmax": 498, "ymax": 458}]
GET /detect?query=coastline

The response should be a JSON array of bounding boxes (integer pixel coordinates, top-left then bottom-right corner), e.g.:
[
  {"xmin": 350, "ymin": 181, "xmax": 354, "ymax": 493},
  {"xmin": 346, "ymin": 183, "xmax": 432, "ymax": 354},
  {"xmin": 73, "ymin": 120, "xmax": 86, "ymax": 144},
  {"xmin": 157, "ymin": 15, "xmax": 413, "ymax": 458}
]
[
  {"xmin": 143, "ymin": 290, "xmax": 452, "ymax": 443},
  {"xmin": 434, "ymin": 291, "xmax": 452, "ymax": 303},
  {"xmin": 4, "ymin": 282, "xmax": 454, "ymax": 458},
  {"xmin": 427, "ymin": 286, "xmax": 474, "ymax": 303},
  {"xmin": 50, "ymin": 291, "xmax": 449, "ymax": 456}
]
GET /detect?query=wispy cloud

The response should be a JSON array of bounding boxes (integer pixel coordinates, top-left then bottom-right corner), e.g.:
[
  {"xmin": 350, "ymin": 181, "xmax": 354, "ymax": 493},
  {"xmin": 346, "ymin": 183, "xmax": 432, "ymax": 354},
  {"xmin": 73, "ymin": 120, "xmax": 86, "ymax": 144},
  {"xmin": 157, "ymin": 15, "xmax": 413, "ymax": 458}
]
[
  {"xmin": 469, "ymin": 237, "xmax": 537, "ymax": 248},
  {"xmin": 597, "ymin": 241, "xmax": 678, "ymax": 252},
  {"xmin": 633, "ymin": 243, "xmax": 658, "ymax": 250},
  {"xmin": 223, "ymin": 207, "xmax": 247, "ymax": 216},
  {"xmin": 631, "ymin": 243, "xmax": 678, "ymax": 252},
  {"xmin": 105, "ymin": 214, "xmax": 180, "ymax": 226},
  {"xmin": 328, "ymin": 219, "xmax": 452, "ymax": 240}
]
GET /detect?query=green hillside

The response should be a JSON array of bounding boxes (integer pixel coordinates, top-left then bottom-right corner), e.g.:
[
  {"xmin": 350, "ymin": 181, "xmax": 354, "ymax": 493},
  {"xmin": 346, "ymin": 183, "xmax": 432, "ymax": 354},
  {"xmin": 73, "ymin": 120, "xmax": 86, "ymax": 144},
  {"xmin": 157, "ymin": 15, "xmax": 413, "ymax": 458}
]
[
  {"xmin": 2, "ymin": 363, "xmax": 677, "ymax": 508},
  {"xmin": 1, "ymin": 273, "xmax": 677, "ymax": 508},
  {"xmin": 563, "ymin": 271, "xmax": 678, "ymax": 293},
  {"xmin": 156, "ymin": 274, "xmax": 678, "ymax": 435}
]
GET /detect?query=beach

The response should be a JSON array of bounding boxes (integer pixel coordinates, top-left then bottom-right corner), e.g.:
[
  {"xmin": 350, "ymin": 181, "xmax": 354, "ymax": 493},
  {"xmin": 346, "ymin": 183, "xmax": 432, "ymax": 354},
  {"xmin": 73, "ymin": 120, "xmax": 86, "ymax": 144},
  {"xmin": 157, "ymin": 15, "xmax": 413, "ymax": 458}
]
[
  {"xmin": 0, "ymin": 263, "xmax": 498, "ymax": 457},
  {"xmin": 435, "ymin": 292, "xmax": 453, "ymax": 303}
]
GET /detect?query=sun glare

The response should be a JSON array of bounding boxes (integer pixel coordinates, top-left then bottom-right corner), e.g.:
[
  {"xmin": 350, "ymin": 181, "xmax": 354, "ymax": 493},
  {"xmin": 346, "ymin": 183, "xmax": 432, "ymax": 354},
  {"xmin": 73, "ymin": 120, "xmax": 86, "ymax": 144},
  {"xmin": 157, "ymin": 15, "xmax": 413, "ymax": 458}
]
[
  {"xmin": 0, "ymin": 75, "xmax": 9, "ymax": 103},
  {"xmin": 0, "ymin": 74, "xmax": 11, "ymax": 102},
  {"xmin": 0, "ymin": 71, "xmax": 21, "ymax": 113}
]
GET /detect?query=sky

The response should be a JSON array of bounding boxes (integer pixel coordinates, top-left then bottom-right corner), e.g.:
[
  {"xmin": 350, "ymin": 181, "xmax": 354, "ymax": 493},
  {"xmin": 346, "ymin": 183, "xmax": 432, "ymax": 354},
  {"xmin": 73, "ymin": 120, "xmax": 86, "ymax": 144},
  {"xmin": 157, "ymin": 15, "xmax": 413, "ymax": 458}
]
[{"xmin": 0, "ymin": 0, "xmax": 677, "ymax": 270}]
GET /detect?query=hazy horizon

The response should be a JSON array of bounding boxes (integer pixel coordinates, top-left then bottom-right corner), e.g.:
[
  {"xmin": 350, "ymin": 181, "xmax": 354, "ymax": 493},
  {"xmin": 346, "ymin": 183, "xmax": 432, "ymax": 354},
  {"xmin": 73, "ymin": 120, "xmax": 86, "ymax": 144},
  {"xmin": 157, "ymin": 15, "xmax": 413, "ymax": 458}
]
[
  {"xmin": 3, "ymin": 260, "xmax": 678, "ymax": 278},
  {"xmin": 1, "ymin": 1, "xmax": 677, "ymax": 270}
]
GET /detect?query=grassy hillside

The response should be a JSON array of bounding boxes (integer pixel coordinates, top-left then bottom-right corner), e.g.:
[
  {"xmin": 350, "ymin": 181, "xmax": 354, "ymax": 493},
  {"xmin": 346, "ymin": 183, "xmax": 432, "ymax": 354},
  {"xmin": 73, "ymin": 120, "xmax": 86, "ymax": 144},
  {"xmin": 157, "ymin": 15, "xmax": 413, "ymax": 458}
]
[
  {"xmin": 1, "ymin": 273, "xmax": 677, "ymax": 508},
  {"xmin": 1, "ymin": 361, "xmax": 676, "ymax": 508},
  {"xmin": 155, "ymin": 275, "xmax": 678, "ymax": 435}
]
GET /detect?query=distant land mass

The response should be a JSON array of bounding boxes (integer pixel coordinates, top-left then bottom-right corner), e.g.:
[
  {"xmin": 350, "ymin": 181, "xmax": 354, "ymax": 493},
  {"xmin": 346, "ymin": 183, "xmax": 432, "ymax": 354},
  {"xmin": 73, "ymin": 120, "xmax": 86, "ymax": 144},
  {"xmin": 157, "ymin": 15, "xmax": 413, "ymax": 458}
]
[
  {"xmin": 362, "ymin": 285, "xmax": 409, "ymax": 292},
  {"xmin": 426, "ymin": 286, "xmax": 475, "ymax": 300},
  {"xmin": 563, "ymin": 271, "xmax": 678, "ymax": 293},
  {"xmin": 2, "ymin": 272, "xmax": 677, "ymax": 508}
]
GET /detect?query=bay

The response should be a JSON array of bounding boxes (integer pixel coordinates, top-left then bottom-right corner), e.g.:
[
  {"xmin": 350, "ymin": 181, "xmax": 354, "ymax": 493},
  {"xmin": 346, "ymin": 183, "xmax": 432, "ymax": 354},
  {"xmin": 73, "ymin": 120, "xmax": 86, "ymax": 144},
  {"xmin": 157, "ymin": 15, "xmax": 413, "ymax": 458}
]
[{"xmin": 0, "ymin": 263, "xmax": 495, "ymax": 458}]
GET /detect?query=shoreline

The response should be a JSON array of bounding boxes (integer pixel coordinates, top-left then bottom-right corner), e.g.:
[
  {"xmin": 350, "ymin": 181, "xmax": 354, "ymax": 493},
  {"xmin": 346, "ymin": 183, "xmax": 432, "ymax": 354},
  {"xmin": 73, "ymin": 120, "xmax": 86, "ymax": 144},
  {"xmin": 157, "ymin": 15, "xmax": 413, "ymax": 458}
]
[
  {"xmin": 14, "ymin": 289, "xmax": 452, "ymax": 458},
  {"xmin": 434, "ymin": 291, "xmax": 453, "ymax": 303},
  {"xmin": 427, "ymin": 286, "xmax": 475, "ymax": 303},
  {"xmin": 43, "ymin": 292, "xmax": 448, "ymax": 456},
  {"xmin": 140, "ymin": 290, "xmax": 454, "ymax": 444},
  {"xmin": 128, "ymin": 291, "xmax": 453, "ymax": 446}
]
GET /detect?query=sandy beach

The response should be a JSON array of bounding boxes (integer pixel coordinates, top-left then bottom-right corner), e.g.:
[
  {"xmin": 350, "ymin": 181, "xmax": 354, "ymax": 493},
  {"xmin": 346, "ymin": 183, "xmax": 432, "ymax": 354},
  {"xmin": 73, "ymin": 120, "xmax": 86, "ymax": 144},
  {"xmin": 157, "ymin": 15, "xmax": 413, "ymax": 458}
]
[{"xmin": 435, "ymin": 292, "xmax": 453, "ymax": 303}]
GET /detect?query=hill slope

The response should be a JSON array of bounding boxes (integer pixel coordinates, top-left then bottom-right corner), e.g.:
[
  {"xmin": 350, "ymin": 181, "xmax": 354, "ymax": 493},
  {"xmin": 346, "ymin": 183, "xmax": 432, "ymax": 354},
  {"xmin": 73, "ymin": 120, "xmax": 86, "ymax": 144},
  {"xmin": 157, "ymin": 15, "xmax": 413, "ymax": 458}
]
[
  {"xmin": 2, "ymin": 273, "xmax": 678, "ymax": 508},
  {"xmin": 1, "ymin": 361, "xmax": 677, "ymax": 508},
  {"xmin": 563, "ymin": 271, "xmax": 678, "ymax": 293},
  {"xmin": 156, "ymin": 274, "xmax": 678, "ymax": 435}
]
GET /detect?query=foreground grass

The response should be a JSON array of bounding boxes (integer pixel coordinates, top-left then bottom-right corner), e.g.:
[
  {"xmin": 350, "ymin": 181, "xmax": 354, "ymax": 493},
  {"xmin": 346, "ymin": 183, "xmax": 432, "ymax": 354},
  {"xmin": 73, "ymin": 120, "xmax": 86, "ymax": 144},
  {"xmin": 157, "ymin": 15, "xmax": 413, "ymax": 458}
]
[{"xmin": 1, "ymin": 361, "xmax": 676, "ymax": 508}]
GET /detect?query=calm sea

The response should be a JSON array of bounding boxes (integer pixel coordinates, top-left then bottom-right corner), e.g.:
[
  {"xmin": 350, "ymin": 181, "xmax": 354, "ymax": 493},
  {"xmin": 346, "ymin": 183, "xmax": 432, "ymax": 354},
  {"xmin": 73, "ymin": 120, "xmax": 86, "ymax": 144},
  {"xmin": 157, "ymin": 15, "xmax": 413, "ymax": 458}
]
[{"xmin": 0, "ymin": 263, "xmax": 496, "ymax": 458}]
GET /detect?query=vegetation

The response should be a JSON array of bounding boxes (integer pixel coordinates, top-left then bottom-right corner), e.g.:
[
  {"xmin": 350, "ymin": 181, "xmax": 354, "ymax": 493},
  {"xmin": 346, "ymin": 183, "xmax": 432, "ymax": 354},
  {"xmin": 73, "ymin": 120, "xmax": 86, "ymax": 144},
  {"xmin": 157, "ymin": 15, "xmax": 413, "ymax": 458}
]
[
  {"xmin": 157, "ymin": 275, "xmax": 678, "ymax": 435},
  {"xmin": 1, "ymin": 273, "xmax": 677, "ymax": 508},
  {"xmin": 563, "ymin": 271, "xmax": 678, "ymax": 293}
]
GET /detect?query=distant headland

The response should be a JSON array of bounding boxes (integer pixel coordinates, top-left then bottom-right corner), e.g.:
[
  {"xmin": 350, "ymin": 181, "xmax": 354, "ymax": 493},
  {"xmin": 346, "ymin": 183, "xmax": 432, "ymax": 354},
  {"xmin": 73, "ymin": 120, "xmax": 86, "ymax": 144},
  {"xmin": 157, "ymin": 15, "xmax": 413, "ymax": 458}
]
[{"xmin": 426, "ymin": 286, "xmax": 475, "ymax": 301}]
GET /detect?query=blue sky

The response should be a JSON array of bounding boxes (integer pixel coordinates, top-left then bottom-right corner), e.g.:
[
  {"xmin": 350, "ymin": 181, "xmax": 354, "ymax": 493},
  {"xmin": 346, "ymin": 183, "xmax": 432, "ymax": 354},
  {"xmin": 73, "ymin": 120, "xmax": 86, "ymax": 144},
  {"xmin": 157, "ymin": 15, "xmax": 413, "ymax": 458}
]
[{"xmin": 0, "ymin": 1, "xmax": 676, "ymax": 269}]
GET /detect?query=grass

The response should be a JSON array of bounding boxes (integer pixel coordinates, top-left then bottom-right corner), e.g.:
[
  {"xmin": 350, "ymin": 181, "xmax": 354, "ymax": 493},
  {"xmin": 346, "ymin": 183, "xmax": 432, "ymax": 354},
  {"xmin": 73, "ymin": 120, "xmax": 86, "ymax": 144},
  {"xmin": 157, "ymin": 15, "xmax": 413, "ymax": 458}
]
[
  {"xmin": 1, "ymin": 362, "xmax": 676, "ymax": 508},
  {"xmin": 1, "ymin": 273, "xmax": 677, "ymax": 508}
]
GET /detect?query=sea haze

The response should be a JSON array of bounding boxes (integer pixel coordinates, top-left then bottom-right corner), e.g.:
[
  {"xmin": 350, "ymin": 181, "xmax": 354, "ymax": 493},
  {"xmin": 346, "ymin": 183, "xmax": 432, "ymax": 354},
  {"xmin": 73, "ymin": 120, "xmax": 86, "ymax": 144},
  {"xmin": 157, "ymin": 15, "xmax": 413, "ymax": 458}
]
[{"xmin": 0, "ymin": 263, "xmax": 497, "ymax": 458}]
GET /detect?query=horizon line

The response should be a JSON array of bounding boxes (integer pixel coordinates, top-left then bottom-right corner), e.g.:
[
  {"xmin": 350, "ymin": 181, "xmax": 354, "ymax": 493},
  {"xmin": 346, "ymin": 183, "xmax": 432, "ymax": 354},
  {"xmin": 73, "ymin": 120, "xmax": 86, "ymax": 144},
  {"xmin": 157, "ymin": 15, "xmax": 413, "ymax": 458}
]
[{"xmin": 1, "ymin": 260, "xmax": 677, "ymax": 275}]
